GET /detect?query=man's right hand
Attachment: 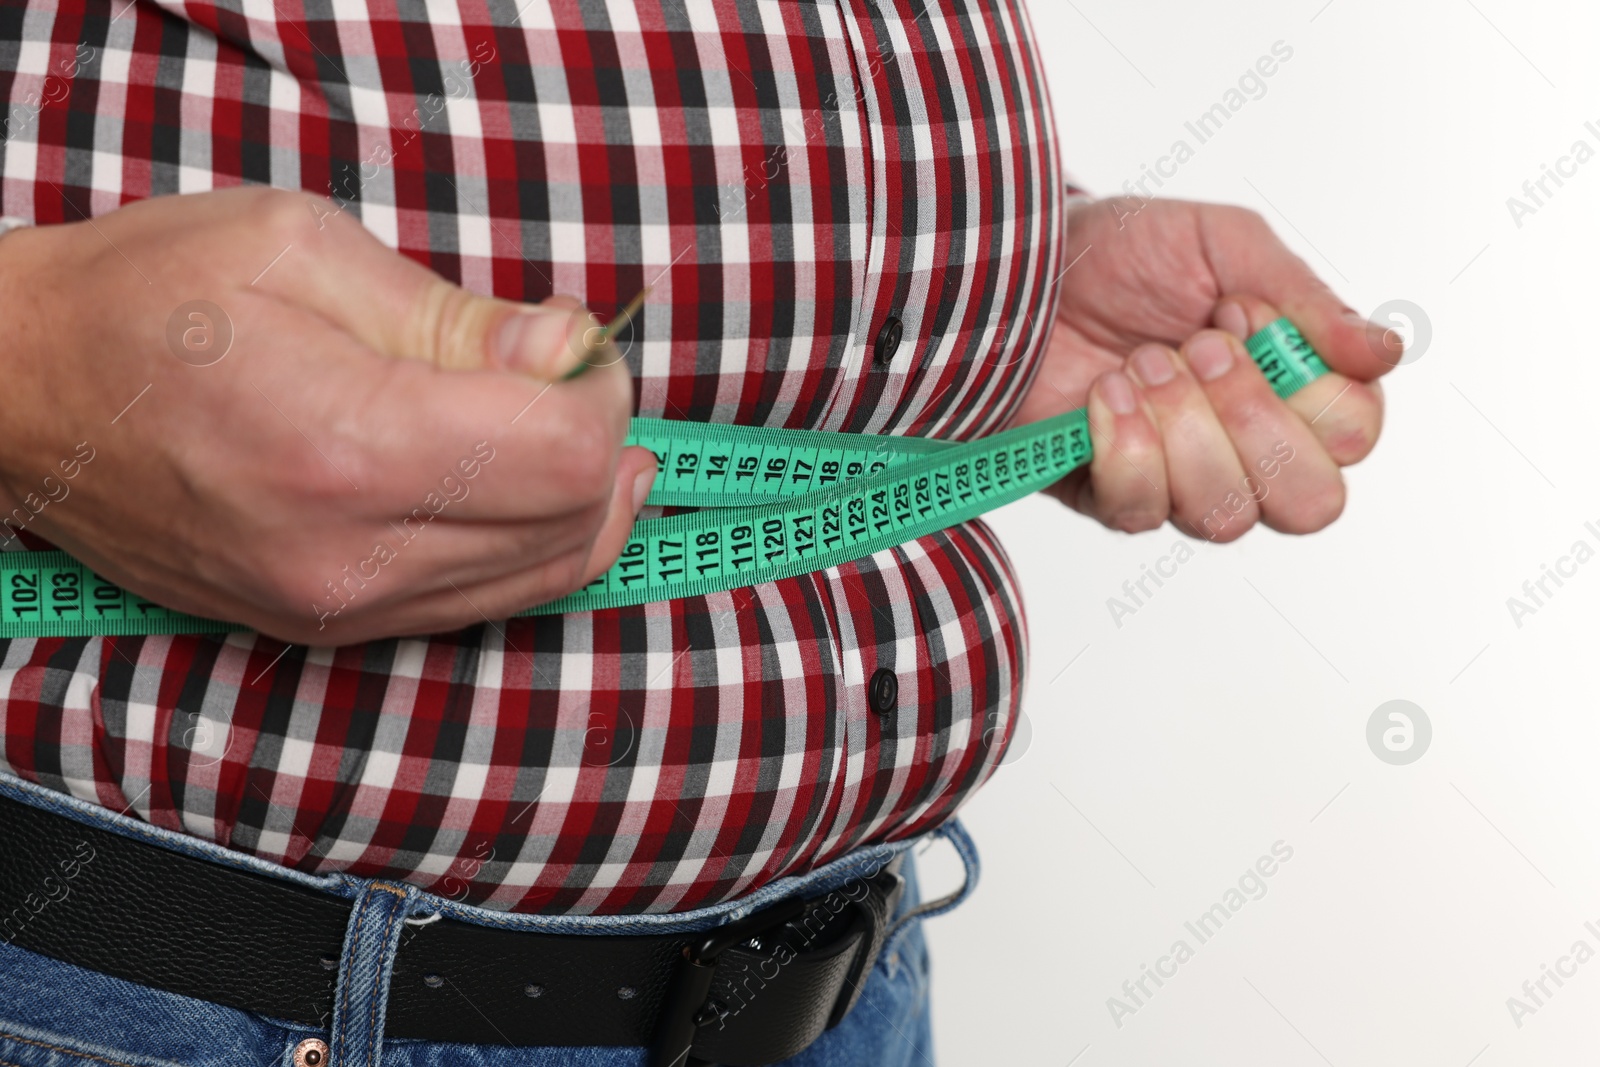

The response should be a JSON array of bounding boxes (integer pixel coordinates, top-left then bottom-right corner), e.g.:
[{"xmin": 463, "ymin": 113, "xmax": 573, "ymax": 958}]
[{"xmin": 0, "ymin": 187, "xmax": 659, "ymax": 645}]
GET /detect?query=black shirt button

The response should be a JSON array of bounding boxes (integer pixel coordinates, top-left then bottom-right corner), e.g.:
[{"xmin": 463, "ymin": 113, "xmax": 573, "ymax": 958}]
[
  {"xmin": 873, "ymin": 315, "xmax": 903, "ymax": 366},
  {"xmin": 869, "ymin": 668, "xmax": 898, "ymax": 715}
]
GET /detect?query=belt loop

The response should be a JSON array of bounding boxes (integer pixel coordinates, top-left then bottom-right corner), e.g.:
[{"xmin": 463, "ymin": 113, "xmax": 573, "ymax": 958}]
[
  {"xmin": 880, "ymin": 819, "xmax": 980, "ymax": 961},
  {"xmin": 328, "ymin": 881, "xmax": 419, "ymax": 1067}
]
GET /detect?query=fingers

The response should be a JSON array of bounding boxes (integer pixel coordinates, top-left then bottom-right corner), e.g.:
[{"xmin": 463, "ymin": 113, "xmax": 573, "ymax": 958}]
[
  {"xmin": 284, "ymin": 446, "xmax": 658, "ymax": 644},
  {"xmin": 1065, "ymin": 372, "xmax": 1170, "ymax": 533},
  {"xmin": 329, "ymin": 328, "xmax": 638, "ymax": 524},
  {"xmin": 1182, "ymin": 328, "xmax": 1348, "ymax": 536},
  {"xmin": 393, "ymin": 446, "xmax": 658, "ymax": 618},
  {"xmin": 576, "ymin": 446, "xmax": 660, "ymax": 586},
  {"xmin": 1199, "ymin": 206, "xmax": 1404, "ymax": 382},
  {"xmin": 1214, "ymin": 294, "xmax": 1384, "ymax": 467},
  {"xmin": 243, "ymin": 190, "xmax": 646, "ymax": 526},
  {"xmin": 401, "ymin": 287, "xmax": 593, "ymax": 379},
  {"xmin": 1124, "ymin": 341, "xmax": 1259, "ymax": 541},
  {"xmin": 256, "ymin": 190, "xmax": 612, "ymax": 381}
]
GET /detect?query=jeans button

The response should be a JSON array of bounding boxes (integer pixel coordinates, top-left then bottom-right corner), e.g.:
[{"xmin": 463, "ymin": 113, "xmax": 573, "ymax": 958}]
[
  {"xmin": 874, "ymin": 315, "xmax": 903, "ymax": 365},
  {"xmin": 293, "ymin": 1038, "xmax": 329, "ymax": 1067},
  {"xmin": 869, "ymin": 668, "xmax": 898, "ymax": 715}
]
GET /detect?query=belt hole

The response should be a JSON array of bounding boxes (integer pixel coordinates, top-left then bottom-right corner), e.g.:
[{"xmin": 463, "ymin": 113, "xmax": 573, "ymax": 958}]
[
  {"xmin": 318, "ymin": 954, "xmax": 338, "ymax": 972},
  {"xmin": 524, "ymin": 982, "xmax": 545, "ymax": 998},
  {"xmin": 617, "ymin": 985, "xmax": 637, "ymax": 1000},
  {"xmin": 423, "ymin": 973, "xmax": 444, "ymax": 989}
]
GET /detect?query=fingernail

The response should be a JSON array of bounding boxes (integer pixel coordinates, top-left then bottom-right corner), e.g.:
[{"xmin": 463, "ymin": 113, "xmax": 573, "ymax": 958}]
[
  {"xmin": 1215, "ymin": 301, "xmax": 1250, "ymax": 340},
  {"xmin": 1373, "ymin": 323, "xmax": 1406, "ymax": 361},
  {"xmin": 497, "ymin": 309, "xmax": 574, "ymax": 376},
  {"xmin": 1130, "ymin": 345, "xmax": 1176, "ymax": 386},
  {"xmin": 1187, "ymin": 332, "xmax": 1235, "ymax": 382},
  {"xmin": 632, "ymin": 468, "xmax": 656, "ymax": 513},
  {"xmin": 1100, "ymin": 371, "xmax": 1138, "ymax": 415}
]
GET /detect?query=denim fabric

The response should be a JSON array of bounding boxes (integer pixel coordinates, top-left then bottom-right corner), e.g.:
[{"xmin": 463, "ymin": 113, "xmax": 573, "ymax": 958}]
[{"xmin": 0, "ymin": 773, "xmax": 968, "ymax": 1067}]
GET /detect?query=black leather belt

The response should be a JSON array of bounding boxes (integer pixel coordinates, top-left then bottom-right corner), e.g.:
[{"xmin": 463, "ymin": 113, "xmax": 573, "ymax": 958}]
[{"xmin": 0, "ymin": 792, "xmax": 905, "ymax": 1066}]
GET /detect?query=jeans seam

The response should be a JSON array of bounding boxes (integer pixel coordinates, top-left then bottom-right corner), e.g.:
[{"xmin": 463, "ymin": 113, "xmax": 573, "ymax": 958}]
[
  {"xmin": 0, "ymin": 1031, "xmax": 147, "ymax": 1067},
  {"xmin": 365, "ymin": 891, "xmax": 405, "ymax": 1067},
  {"xmin": 340, "ymin": 891, "xmax": 379, "ymax": 1055}
]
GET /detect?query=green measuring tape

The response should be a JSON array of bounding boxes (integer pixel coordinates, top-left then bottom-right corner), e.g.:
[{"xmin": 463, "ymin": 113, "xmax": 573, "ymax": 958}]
[{"xmin": 0, "ymin": 319, "xmax": 1329, "ymax": 639}]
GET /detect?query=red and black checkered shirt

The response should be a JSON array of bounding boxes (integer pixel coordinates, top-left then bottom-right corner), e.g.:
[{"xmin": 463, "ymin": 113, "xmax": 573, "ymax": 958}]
[{"xmin": 0, "ymin": 0, "xmax": 1071, "ymax": 914}]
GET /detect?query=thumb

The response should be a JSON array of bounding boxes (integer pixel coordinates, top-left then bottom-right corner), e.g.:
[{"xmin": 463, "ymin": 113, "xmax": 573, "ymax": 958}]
[
  {"xmin": 1200, "ymin": 206, "xmax": 1401, "ymax": 383},
  {"xmin": 396, "ymin": 283, "xmax": 599, "ymax": 379},
  {"xmin": 277, "ymin": 199, "xmax": 605, "ymax": 379}
]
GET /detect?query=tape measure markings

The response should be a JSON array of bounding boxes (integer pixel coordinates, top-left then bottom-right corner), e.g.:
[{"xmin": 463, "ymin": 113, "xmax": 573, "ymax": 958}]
[
  {"xmin": 537, "ymin": 409, "xmax": 1092, "ymax": 614},
  {"xmin": 0, "ymin": 319, "xmax": 1331, "ymax": 638}
]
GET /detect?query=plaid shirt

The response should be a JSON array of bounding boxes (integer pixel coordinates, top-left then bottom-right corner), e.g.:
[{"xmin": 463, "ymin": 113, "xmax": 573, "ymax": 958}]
[{"xmin": 0, "ymin": 0, "xmax": 1068, "ymax": 914}]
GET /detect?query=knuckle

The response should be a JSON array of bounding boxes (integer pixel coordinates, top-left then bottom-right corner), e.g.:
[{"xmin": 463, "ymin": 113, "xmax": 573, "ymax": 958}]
[
  {"xmin": 1318, "ymin": 398, "xmax": 1383, "ymax": 464},
  {"xmin": 1221, "ymin": 204, "xmax": 1268, "ymax": 233},
  {"xmin": 407, "ymin": 281, "xmax": 472, "ymax": 367},
  {"xmin": 257, "ymin": 188, "xmax": 329, "ymax": 245},
  {"xmin": 1323, "ymin": 424, "xmax": 1377, "ymax": 465}
]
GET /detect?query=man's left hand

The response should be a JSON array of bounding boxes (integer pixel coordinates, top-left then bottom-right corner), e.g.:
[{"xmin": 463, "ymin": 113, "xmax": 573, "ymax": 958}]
[{"xmin": 1011, "ymin": 197, "xmax": 1395, "ymax": 541}]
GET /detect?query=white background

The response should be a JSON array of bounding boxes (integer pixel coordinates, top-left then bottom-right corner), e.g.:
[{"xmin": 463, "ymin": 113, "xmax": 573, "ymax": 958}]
[{"xmin": 925, "ymin": 2, "xmax": 1600, "ymax": 1064}]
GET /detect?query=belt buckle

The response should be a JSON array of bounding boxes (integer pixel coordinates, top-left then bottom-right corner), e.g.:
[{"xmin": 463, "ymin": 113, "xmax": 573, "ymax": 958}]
[{"xmin": 649, "ymin": 894, "xmax": 808, "ymax": 1067}]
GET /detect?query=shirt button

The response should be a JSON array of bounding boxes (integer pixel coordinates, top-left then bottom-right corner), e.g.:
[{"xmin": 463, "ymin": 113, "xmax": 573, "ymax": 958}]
[
  {"xmin": 869, "ymin": 668, "xmax": 898, "ymax": 715},
  {"xmin": 873, "ymin": 315, "xmax": 904, "ymax": 366}
]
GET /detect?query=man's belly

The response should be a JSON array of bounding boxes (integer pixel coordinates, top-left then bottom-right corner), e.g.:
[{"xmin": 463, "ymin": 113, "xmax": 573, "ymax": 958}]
[{"xmin": 0, "ymin": 0, "xmax": 1062, "ymax": 913}]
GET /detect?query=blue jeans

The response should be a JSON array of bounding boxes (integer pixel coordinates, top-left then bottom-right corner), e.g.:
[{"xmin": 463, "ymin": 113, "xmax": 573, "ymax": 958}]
[{"xmin": 0, "ymin": 773, "xmax": 978, "ymax": 1067}]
